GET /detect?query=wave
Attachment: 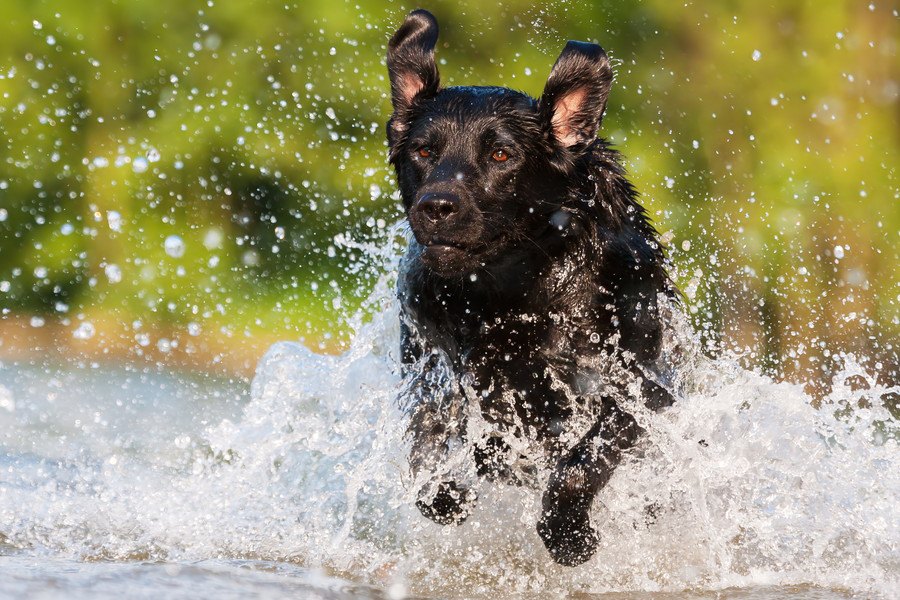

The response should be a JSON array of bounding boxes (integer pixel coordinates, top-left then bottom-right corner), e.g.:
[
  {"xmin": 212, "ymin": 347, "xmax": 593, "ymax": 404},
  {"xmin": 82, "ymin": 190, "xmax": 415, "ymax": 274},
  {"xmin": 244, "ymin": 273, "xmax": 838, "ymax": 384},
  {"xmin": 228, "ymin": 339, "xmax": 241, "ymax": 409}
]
[{"xmin": 0, "ymin": 272, "xmax": 896, "ymax": 597}]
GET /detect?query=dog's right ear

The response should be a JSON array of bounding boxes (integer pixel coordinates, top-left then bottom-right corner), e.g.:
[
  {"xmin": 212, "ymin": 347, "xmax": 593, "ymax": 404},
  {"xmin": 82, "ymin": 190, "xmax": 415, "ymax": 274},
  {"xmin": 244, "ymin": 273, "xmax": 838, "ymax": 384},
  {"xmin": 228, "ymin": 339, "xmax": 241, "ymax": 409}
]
[{"xmin": 387, "ymin": 10, "xmax": 440, "ymax": 136}]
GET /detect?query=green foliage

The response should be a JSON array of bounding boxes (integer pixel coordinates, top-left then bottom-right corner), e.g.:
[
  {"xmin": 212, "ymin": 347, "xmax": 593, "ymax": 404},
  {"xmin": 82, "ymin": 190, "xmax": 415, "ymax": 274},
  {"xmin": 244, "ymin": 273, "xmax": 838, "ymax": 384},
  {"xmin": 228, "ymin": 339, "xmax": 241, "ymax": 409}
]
[{"xmin": 0, "ymin": 0, "xmax": 896, "ymax": 382}]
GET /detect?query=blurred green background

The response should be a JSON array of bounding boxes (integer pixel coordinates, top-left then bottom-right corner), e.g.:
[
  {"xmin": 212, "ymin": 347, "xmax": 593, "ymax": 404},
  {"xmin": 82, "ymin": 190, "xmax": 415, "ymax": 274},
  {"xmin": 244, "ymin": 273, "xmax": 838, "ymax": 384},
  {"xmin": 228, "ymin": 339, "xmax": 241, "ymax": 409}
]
[{"xmin": 0, "ymin": 0, "xmax": 897, "ymax": 387}]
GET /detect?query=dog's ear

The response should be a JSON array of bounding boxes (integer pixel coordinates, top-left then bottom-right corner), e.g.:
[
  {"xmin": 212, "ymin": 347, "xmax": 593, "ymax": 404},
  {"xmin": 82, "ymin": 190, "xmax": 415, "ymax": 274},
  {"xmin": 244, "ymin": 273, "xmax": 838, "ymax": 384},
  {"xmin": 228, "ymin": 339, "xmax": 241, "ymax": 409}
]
[
  {"xmin": 539, "ymin": 41, "xmax": 613, "ymax": 149},
  {"xmin": 387, "ymin": 10, "xmax": 440, "ymax": 134}
]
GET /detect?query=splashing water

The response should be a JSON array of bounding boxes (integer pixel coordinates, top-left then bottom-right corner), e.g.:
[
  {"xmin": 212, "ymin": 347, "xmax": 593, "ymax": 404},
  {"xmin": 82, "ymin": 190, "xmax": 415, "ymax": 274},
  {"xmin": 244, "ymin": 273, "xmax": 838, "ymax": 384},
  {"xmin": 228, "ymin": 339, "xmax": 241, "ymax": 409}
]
[{"xmin": 0, "ymin": 263, "xmax": 897, "ymax": 598}]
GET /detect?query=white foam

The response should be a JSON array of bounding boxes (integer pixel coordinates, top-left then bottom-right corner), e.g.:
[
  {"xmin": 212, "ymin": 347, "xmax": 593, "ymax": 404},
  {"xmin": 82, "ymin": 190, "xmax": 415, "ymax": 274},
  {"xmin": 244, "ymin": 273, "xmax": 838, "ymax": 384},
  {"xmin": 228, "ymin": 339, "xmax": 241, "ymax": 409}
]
[{"xmin": 0, "ymin": 277, "xmax": 896, "ymax": 597}]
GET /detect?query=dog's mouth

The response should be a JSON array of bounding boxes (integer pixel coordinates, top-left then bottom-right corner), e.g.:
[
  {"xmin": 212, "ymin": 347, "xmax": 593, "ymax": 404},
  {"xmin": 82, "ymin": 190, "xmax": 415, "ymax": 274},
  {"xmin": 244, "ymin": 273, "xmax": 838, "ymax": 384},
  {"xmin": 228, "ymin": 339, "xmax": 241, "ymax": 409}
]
[
  {"xmin": 424, "ymin": 239, "xmax": 468, "ymax": 252},
  {"xmin": 418, "ymin": 238, "xmax": 478, "ymax": 275},
  {"xmin": 420, "ymin": 228, "xmax": 513, "ymax": 254},
  {"xmin": 422, "ymin": 241, "xmax": 469, "ymax": 263},
  {"xmin": 417, "ymin": 233, "xmax": 515, "ymax": 277}
]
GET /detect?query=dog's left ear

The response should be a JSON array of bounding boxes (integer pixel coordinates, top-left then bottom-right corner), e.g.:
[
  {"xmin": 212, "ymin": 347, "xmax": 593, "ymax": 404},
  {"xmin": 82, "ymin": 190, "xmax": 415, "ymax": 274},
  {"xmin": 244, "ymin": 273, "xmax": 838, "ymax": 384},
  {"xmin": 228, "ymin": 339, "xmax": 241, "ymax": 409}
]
[
  {"xmin": 539, "ymin": 41, "xmax": 613, "ymax": 149},
  {"xmin": 387, "ymin": 10, "xmax": 440, "ymax": 135}
]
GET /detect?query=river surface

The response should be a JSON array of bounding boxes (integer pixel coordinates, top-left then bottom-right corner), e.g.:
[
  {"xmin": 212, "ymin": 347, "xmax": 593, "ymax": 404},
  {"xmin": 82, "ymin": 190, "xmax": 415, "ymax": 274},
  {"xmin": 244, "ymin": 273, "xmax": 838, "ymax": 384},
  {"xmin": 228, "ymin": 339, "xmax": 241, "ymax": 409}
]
[{"xmin": 0, "ymin": 300, "xmax": 897, "ymax": 599}]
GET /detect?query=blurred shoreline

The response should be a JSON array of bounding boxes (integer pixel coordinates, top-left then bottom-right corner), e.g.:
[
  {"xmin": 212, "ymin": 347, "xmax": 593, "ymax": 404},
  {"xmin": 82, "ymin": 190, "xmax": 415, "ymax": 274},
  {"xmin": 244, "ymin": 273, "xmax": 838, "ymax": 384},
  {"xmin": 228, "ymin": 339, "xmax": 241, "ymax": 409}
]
[{"xmin": 0, "ymin": 313, "xmax": 336, "ymax": 379}]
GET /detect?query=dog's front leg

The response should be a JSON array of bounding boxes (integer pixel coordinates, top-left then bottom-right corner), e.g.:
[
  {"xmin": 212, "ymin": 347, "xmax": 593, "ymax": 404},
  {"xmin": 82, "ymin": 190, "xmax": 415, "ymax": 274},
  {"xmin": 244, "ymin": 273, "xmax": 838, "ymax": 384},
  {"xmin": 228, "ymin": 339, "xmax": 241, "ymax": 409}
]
[
  {"xmin": 405, "ymin": 380, "xmax": 478, "ymax": 525},
  {"xmin": 537, "ymin": 400, "xmax": 640, "ymax": 566},
  {"xmin": 401, "ymin": 317, "xmax": 478, "ymax": 525}
]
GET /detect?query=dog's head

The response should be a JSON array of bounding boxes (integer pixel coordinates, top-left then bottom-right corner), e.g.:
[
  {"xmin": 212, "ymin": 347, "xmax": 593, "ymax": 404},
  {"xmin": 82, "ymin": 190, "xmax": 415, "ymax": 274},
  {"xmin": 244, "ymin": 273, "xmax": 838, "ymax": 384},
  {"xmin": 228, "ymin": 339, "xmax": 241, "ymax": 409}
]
[{"xmin": 387, "ymin": 10, "xmax": 614, "ymax": 277}]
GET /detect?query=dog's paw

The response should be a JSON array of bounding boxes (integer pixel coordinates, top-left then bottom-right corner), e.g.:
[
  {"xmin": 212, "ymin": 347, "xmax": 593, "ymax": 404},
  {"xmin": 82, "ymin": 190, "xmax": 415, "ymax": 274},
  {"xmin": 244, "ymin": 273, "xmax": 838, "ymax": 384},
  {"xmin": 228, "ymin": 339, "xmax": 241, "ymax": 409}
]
[
  {"xmin": 416, "ymin": 481, "xmax": 477, "ymax": 526},
  {"xmin": 537, "ymin": 512, "xmax": 599, "ymax": 566}
]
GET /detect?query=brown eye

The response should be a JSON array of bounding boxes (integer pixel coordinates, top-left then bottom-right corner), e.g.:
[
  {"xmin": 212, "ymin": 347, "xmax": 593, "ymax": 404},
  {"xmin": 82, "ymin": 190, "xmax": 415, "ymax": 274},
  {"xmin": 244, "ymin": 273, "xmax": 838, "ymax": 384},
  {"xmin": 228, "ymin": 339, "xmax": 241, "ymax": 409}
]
[
  {"xmin": 418, "ymin": 147, "xmax": 431, "ymax": 158},
  {"xmin": 491, "ymin": 149, "xmax": 509, "ymax": 162}
]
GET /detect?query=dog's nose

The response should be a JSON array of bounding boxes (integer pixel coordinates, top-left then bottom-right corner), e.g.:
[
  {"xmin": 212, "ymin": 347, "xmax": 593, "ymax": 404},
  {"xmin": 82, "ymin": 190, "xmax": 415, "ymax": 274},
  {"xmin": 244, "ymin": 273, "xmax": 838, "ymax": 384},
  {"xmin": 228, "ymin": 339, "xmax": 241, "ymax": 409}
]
[{"xmin": 416, "ymin": 192, "xmax": 460, "ymax": 223}]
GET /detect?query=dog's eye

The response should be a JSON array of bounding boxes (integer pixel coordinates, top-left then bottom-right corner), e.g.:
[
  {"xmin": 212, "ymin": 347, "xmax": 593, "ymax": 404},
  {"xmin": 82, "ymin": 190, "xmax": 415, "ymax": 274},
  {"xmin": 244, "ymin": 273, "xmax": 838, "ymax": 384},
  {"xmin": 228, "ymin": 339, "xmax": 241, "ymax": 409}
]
[
  {"xmin": 491, "ymin": 149, "xmax": 509, "ymax": 162},
  {"xmin": 417, "ymin": 147, "xmax": 432, "ymax": 159}
]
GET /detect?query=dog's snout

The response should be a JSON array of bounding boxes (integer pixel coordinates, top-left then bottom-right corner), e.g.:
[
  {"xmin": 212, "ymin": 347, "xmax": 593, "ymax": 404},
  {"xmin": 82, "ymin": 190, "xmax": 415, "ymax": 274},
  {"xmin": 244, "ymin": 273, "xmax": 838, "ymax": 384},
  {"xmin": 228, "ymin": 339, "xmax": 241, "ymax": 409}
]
[{"xmin": 416, "ymin": 192, "xmax": 460, "ymax": 223}]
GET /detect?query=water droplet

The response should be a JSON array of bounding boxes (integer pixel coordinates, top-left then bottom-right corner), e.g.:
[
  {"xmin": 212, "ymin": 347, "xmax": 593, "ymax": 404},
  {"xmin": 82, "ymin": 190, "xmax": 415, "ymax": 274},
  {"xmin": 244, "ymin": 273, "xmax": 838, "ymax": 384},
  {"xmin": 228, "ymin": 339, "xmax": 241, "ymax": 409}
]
[
  {"xmin": 242, "ymin": 250, "xmax": 260, "ymax": 266},
  {"xmin": 73, "ymin": 322, "xmax": 95, "ymax": 340},
  {"xmin": 104, "ymin": 264, "xmax": 122, "ymax": 283},
  {"xmin": 107, "ymin": 211, "xmax": 123, "ymax": 232},
  {"xmin": 203, "ymin": 228, "xmax": 223, "ymax": 249},
  {"xmin": 164, "ymin": 235, "xmax": 186, "ymax": 258}
]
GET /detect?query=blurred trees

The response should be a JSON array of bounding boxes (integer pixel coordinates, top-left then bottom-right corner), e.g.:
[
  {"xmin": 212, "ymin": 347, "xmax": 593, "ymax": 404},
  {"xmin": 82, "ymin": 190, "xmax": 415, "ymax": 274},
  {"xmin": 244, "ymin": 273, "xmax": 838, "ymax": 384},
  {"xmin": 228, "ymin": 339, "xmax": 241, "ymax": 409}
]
[{"xmin": 0, "ymin": 0, "xmax": 896, "ymax": 384}]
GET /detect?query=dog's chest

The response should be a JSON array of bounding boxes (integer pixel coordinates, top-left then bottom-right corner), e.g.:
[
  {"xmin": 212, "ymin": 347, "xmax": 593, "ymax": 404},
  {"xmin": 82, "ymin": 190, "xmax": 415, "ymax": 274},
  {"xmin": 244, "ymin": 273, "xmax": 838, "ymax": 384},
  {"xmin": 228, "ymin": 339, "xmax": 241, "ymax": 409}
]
[
  {"xmin": 403, "ymin": 267, "xmax": 619, "ymax": 445},
  {"xmin": 453, "ymin": 311, "xmax": 606, "ymax": 445}
]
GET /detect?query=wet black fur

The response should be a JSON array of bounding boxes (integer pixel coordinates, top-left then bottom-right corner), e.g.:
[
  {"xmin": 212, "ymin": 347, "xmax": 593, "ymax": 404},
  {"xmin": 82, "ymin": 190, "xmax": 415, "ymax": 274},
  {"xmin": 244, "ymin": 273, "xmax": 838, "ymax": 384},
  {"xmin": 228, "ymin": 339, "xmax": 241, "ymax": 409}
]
[{"xmin": 387, "ymin": 10, "xmax": 675, "ymax": 566}]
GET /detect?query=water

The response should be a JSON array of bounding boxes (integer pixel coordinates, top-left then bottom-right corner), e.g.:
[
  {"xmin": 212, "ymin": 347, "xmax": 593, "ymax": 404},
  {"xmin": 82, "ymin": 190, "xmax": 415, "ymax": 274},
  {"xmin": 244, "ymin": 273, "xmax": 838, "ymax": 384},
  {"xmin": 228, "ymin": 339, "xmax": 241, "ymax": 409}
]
[{"xmin": 0, "ymin": 288, "xmax": 897, "ymax": 599}]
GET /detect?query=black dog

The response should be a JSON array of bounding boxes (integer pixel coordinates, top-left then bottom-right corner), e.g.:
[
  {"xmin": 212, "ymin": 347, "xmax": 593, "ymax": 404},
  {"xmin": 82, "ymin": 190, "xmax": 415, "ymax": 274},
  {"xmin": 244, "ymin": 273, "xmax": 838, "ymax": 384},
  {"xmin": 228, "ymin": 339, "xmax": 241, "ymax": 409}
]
[{"xmin": 387, "ymin": 10, "xmax": 675, "ymax": 566}]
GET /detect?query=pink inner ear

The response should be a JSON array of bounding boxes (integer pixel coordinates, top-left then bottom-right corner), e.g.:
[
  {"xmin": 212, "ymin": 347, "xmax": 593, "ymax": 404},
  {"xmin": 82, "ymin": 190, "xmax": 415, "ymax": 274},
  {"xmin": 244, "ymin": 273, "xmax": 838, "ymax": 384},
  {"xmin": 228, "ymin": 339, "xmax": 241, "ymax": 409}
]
[
  {"xmin": 398, "ymin": 72, "xmax": 425, "ymax": 106},
  {"xmin": 551, "ymin": 87, "xmax": 587, "ymax": 147},
  {"xmin": 391, "ymin": 72, "xmax": 426, "ymax": 133}
]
